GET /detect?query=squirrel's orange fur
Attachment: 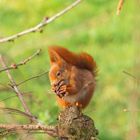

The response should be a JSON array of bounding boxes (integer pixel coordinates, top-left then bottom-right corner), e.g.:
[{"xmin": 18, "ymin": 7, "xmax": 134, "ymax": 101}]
[
  {"xmin": 48, "ymin": 46, "xmax": 97, "ymax": 108},
  {"xmin": 48, "ymin": 47, "xmax": 97, "ymax": 75}
]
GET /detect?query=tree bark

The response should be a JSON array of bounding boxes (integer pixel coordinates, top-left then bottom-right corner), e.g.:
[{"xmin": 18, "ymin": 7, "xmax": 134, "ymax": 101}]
[{"xmin": 57, "ymin": 106, "xmax": 98, "ymax": 140}]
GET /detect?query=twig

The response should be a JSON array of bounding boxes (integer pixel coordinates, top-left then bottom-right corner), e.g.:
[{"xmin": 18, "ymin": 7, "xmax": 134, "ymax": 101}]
[
  {"xmin": 0, "ymin": 82, "xmax": 10, "ymax": 89},
  {"xmin": 0, "ymin": 92, "xmax": 32, "ymax": 103},
  {"xmin": 0, "ymin": 49, "xmax": 41, "ymax": 73},
  {"xmin": 116, "ymin": 0, "xmax": 124, "ymax": 15},
  {"xmin": 123, "ymin": 70, "xmax": 137, "ymax": 80},
  {"xmin": 0, "ymin": 124, "xmax": 57, "ymax": 137},
  {"xmin": 0, "ymin": 0, "xmax": 82, "ymax": 43},
  {"xmin": 0, "ymin": 108, "xmax": 37, "ymax": 120},
  {"xmin": 0, "ymin": 55, "xmax": 36, "ymax": 123},
  {"xmin": 0, "ymin": 86, "xmax": 11, "ymax": 92},
  {"xmin": 17, "ymin": 71, "xmax": 49, "ymax": 86},
  {"xmin": 0, "ymin": 95, "xmax": 17, "ymax": 102}
]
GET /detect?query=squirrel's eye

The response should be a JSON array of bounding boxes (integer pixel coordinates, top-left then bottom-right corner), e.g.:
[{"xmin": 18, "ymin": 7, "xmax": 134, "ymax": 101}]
[{"xmin": 56, "ymin": 71, "xmax": 61, "ymax": 77}]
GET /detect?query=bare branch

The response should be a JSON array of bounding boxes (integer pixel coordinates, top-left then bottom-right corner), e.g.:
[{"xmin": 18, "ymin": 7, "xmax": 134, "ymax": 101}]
[
  {"xmin": 0, "ymin": 86, "xmax": 11, "ymax": 92},
  {"xmin": 0, "ymin": 0, "xmax": 82, "ymax": 43},
  {"xmin": 0, "ymin": 55, "xmax": 36, "ymax": 123},
  {"xmin": 0, "ymin": 108, "xmax": 37, "ymax": 120},
  {"xmin": 0, "ymin": 49, "xmax": 41, "ymax": 73},
  {"xmin": 0, "ymin": 92, "xmax": 32, "ymax": 103},
  {"xmin": 116, "ymin": 0, "xmax": 124, "ymax": 15},
  {"xmin": 0, "ymin": 106, "xmax": 98, "ymax": 139},
  {"xmin": 0, "ymin": 124, "xmax": 57, "ymax": 137},
  {"xmin": 0, "ymin": 95, "xmax": 17, "ymax": 102},
  {"xmin": 123, "ymin": 70, "xmax": 137, "ymax": 80},
  {"xmin": 17, "ymin": 70, "xmax": 49, "ymax": 86}
]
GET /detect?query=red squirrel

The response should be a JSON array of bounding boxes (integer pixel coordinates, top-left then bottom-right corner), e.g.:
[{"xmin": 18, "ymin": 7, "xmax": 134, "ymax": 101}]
[{"xmin": 48, "ymin": 46, "xmax": 97, "ymax": 108}]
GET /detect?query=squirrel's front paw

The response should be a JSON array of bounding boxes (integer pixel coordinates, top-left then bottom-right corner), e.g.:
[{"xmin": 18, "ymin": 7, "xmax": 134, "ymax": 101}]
[
  {"xmin": 52, "ymin": 85, "xmax": 67, "ymax": 98},
  {"xmin": 56, "ymin": 85, "xmax": 67, "ymax": 98}
]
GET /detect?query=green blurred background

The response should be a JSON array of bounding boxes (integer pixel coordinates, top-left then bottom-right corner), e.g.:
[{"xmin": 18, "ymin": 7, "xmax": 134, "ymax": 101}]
[{"xmin": 0, "ymin": 0, "xmax": 139, "ymax": 140}]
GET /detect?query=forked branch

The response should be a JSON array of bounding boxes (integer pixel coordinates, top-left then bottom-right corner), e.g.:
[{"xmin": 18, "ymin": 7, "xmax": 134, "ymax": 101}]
[{"xmin": 0, "ymin": 55, "xmax": 37, "ymax": 122}]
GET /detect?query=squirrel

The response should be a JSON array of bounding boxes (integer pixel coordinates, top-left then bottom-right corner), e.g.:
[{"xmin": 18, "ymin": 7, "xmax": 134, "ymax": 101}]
[{"xmin": 48, "ymin": 46, "xmax": 97, "ymax": 108}]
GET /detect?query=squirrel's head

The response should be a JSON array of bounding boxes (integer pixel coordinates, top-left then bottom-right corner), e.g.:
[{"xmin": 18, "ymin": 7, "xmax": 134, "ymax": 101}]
[{"xmin": 48, "ymin": 47, "xmax": 71, "ymax": 89}]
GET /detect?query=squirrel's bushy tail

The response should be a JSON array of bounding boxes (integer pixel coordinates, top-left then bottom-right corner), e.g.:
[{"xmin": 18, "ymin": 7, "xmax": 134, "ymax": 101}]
[{"xmin": 48, "ymin": 46, "xmax": 97, "ymax": 76}]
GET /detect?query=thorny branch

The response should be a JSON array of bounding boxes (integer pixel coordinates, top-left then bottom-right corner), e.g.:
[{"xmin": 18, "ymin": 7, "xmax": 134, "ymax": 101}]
[
  {"xmin": 0, "ymin": 55, "xmax": 37, "ymax": 123},
  {"xmin": 0, "ymin": 0, "xmax": 82, "ymax": 43},
  {"xmin": 0, "ymin": 49, "xmax": 41, "ymax": 73}
]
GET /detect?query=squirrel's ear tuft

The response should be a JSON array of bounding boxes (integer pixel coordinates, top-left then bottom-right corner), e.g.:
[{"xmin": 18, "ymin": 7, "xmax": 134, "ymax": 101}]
[
  {"xmin": 48, "ymin": 48, "xmax": 60, "ymax": 64},
  {"xmin": 48, "ymin": 46, "xmax": 66, "ymax": 65}
]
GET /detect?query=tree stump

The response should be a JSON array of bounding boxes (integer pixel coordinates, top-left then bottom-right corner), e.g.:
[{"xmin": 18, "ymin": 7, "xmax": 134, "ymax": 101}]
[{"xmin": 57, "ymin": 106, "xmax": 98, "ymax": 140}]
